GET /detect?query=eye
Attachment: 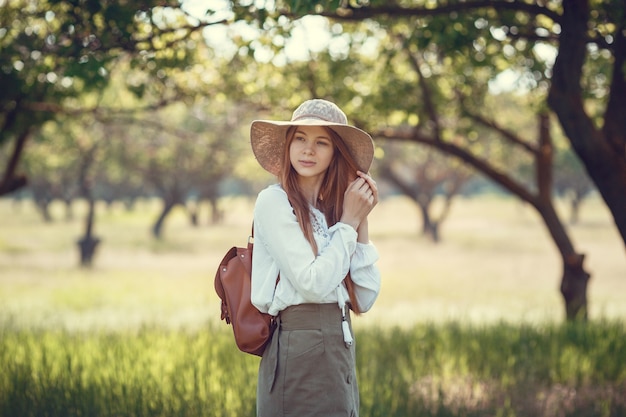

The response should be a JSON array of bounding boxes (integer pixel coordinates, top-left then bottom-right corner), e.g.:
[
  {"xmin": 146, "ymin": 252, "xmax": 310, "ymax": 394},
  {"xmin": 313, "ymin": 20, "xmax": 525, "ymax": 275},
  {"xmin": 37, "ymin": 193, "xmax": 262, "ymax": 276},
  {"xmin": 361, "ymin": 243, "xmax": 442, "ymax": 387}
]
[{"xmin": 317, "ymin": 140, "xmax": 331, "ymax": 146}]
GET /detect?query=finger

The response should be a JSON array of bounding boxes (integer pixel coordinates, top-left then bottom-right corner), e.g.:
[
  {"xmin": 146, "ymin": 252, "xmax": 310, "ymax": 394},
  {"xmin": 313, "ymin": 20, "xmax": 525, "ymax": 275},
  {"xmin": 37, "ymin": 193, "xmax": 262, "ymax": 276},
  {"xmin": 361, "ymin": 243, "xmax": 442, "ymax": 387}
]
[
  {"xmin": 359, "ymin": 182, "xmax": 371, "ymax": 193},
  {"xmin": 361, "ymin": 182, "xmax": 376, "ymax": 196},
  {"xmin": 349, "ymin": 177, "xmax": 367, "ymax": 192},
  {"xmin": 370, "ymin": 183, "xmax": 379, "ymax": 198},
  {"xmin": 357, "ymin": 171, "xmax": 377, "ymax": 188}
]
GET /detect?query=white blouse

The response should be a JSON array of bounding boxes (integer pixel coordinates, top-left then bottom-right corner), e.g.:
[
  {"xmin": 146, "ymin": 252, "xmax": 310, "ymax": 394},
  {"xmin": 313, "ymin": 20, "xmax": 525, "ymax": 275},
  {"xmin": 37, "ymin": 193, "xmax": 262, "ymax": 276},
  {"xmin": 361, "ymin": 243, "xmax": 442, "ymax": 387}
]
[{"xmin": 251, "ymin": 184, "xmax": 381, "ymax": 317}]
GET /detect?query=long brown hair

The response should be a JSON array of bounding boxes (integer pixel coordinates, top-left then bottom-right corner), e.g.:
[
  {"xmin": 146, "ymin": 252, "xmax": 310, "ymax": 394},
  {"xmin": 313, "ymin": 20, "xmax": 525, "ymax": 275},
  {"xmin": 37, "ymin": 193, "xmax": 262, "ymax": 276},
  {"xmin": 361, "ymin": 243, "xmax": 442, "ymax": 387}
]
[{"xmin": 279, "ymin": 126, "xmax": 362, "ymax": 314}]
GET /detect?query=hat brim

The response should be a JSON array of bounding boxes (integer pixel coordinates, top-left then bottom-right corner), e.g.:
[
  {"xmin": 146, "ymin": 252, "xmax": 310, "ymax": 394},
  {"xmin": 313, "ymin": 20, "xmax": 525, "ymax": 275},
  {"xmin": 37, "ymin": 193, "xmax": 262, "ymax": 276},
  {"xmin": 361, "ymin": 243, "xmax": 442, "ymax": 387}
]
[{"xmin": 250, "ymin": 119, "xmax": 374, "ymax": 176}]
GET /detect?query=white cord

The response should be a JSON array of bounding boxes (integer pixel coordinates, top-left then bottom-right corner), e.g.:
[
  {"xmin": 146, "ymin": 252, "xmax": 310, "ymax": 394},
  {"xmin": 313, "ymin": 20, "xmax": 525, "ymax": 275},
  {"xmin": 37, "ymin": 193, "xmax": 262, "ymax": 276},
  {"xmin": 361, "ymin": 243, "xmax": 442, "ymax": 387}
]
[{"xmin": 337, "ymin": 287, "xmax": 353, "ymax": 347}]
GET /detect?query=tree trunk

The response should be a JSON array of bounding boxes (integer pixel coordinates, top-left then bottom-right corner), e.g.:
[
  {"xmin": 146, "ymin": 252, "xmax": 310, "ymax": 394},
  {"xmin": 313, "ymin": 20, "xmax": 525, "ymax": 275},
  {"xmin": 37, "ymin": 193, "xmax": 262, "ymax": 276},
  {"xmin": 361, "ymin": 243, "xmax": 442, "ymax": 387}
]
[
  {"xmin": 190, "ymin": 210, "xmax": 199, "ymax": 226},
  {"xmin": 77, "ymin": 197, "xmax": 100, "ymax": 267},
  {"xmin": 76, "ymin": 144, "xmax": 100, "ymax": 267},
  {"xmin": 548, "ymin": 0, "xmax": 626, "ymax": 249},
  {"xmin": 0, "ymin": 127, "xmax": 29, "ymax": 197},
  {"xmin": 422, "ymin": 209, "xmax": 440, "ymax": 243},
  {"xmin": 152, "ymin": 199, "xmax": 178, "ymax": 239},
  {"xmin": 78, "ymin": 235, "xmax": 100, "ymax": 267},
  {"xmin": 123, "ymin": 197, "xmax": 136, "ymax": 211},
  {"xmin": 430, "ymin": 221, "xmax": 440, "ymax": 243},
  {"xmin": 35, "ymin": 198, "xmax": 52, "ymax": 223},
  {"xmin": 535, "ymin": 111, "xmax": 591, "ymax": 320},
  {"xmin": 209, "ymin": 197, "xmax": 222, "ymax": 224},
  {"xmin": 419, "ymin": 203, "xmax": 432, "ymax": 237},
  {"xmin": 569, "ymin": 197, "xmax": 580, "ymax": 225},
  {"xmin": 560, "ymin": 254, "xmax": 590, "ymax": 320},
  {"xmin": 536, "ymin": 200, "xmax": 590, "ymax": 320},
  {"xmin": 63, "ymin": 198, "xmax": 74, "ymax": 221}
]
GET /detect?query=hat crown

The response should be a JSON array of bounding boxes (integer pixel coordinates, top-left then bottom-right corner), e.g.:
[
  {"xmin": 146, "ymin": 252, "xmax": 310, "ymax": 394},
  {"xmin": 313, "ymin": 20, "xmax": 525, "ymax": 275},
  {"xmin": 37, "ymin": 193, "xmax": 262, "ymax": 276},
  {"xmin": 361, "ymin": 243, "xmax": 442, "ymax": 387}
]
[
  {"xmin": 250, "ymin": 99, "xmax": 374, "ymax": 176},
  {"xmin": 291, "ymin": 99, "xmax": 348, "ymax": 125}
]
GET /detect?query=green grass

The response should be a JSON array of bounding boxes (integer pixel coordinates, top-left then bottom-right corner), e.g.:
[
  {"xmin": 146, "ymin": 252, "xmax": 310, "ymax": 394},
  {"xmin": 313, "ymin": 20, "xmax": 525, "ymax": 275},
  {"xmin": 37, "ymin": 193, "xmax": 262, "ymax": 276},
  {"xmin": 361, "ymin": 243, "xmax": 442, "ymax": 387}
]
[
  {"xmin": 0, "ymin": 320, "xmax": 624, "ymax": 417},
  {"xmin": 1, "ymin": 195, "xmax": 625, "ymax": 416},
  {"xmin": 0, "ymin": 322, "xmax": 260, "ymax": 417},
  {"xmin": 357, "ymin": 321, "xmax": 626, "ymax": 417}
]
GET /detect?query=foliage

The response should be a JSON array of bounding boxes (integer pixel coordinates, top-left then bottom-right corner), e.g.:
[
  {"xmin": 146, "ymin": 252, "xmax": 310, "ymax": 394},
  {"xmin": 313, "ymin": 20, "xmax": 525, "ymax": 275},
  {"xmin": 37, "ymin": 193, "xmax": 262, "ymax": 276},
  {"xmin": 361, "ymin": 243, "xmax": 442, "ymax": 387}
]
[
  {"xmin": 226, "ymin": 0, "xmax": 624, "ymax": 319},
  {"xmin": 1, "ymin": 0, "xmax": 196, "ymax": 142},
  {"xmin": 243, "ymin": 0, "xmax": 626, "ymax": 247},
  {"xmin": 0, "ymin": 320, "xmax": 624, "ymax": 417},
  {"xmin": 0, "ymin": 0, "xmax": 225, "ymax": 195},
  {"xmin": 16, "ymin": 53, "xmax": 256, "ymax": 228}
]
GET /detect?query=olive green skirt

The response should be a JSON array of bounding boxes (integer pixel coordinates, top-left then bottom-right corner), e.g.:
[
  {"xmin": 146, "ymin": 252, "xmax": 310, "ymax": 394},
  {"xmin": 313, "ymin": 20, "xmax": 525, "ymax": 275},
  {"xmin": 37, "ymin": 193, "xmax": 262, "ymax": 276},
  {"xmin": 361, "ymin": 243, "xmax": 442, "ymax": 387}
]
[{"xmin": 257, "ymin": 303, "xmax": 359, "ymax": 417}]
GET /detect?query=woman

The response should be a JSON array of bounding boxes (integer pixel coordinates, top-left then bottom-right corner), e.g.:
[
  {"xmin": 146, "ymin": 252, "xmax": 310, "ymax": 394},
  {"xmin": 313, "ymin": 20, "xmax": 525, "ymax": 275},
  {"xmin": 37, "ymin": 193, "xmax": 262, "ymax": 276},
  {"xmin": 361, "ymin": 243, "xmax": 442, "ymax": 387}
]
[{"xmin": 250, "ymin": 99, "xmax": 381, "ymax": 417}]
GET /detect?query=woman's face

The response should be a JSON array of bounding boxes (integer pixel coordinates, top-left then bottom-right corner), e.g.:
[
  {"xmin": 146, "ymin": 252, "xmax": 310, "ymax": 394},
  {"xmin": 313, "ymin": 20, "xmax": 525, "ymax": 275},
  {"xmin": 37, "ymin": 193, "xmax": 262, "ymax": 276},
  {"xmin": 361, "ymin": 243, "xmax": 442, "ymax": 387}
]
[{"xmin": 289, "ymin": 125, "xmax": 335, "ymax": 180}]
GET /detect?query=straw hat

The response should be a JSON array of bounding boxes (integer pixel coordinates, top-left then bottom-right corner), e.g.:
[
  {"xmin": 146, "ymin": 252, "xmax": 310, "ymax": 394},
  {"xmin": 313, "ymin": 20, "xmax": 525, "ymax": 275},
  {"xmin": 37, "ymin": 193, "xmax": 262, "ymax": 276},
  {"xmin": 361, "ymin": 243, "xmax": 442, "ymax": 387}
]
[{"xmin": 250, "ymin": 99, "xmax": 374, "ymax": 176}]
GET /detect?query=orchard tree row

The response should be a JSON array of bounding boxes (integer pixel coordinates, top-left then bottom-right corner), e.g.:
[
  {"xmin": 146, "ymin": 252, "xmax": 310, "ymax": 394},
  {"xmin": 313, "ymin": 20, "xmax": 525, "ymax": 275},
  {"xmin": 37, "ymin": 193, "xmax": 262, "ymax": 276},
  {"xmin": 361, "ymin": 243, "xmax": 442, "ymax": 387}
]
[{"xmin": 1, "ymin": 0, "xmax": 623, "ymax": 319}]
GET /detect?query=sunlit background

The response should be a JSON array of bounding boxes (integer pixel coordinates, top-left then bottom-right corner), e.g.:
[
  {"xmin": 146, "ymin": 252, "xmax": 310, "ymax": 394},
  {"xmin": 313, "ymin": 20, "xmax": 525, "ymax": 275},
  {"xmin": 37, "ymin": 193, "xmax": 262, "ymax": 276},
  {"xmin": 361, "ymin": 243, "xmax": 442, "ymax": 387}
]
[{"xmin": 1, "ymin": 1, "xmax": 625, "ymax": 416}]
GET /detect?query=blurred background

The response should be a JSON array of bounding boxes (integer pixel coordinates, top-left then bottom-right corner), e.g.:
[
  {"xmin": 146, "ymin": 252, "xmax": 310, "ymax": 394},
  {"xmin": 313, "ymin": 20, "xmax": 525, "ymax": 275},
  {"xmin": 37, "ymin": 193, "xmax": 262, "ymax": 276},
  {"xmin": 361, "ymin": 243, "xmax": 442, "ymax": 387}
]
[{"xmin": 1, "ymin": 1, "xmax": 625, "ymax": 416}]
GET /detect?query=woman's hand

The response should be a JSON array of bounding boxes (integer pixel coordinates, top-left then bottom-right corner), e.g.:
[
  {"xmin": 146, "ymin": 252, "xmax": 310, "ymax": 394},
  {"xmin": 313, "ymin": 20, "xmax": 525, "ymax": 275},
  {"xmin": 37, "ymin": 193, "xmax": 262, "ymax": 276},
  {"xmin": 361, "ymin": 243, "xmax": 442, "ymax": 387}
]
[{"xmin": 340, "ymin": 171, "xmax": 378, "ymax": 231}]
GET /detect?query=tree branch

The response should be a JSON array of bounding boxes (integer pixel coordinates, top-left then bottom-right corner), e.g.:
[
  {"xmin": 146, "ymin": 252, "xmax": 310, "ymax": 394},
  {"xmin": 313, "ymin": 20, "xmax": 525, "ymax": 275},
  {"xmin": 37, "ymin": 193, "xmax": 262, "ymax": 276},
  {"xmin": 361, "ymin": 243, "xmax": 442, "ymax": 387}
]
[
  {"xmin": 378, "ymin": 163, "xmax": 419, "ymax": 200},
  {"xmin": 462, "ymin": 105, "xmax": 540, "ymax": 155},
  {"xmin": 318, "ymin": 1, "xmax": 562, "ymax": 25},
  {"xmin": 375, "ymin": 126, "xmax": 539, "ymax": 206},
  {"xmin": 602, "ymin": 19, "xmax": 626, "ymax": 155},
  {"xmin": 21, "ymin": 95, "xmax": 185, "ymax": 119},
  {"xmin": 0, "ymin": 128, "xmax": 31, "ymax": 196},
  {"xmin": 397, "ymin": 32, "xmax": 441, "ymax": 140},
  {"xmin": 135, "ymin": 18, "xmax": 228, "ymax": 51}
]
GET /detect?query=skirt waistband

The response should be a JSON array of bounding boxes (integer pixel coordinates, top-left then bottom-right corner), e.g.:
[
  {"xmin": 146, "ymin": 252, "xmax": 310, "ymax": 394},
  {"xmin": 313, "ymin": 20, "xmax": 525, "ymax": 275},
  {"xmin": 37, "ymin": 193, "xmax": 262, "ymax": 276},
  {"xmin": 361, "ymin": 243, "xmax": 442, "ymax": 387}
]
[{"xmin": 279, "ymin": 303, "xmax": 349, "ymax": 331}]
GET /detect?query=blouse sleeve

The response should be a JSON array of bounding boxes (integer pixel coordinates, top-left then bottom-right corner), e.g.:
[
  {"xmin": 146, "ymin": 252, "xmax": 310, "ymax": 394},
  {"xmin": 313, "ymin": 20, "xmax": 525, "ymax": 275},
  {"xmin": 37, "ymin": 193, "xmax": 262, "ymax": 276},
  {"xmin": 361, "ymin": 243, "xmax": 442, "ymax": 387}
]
[
  {"xmin": 349, "ymin": 242, "xmax": 381, "ymax": 313},
  {"xmin": 253, "ymin": 186, "xmax": 358, "ymax": 302}
]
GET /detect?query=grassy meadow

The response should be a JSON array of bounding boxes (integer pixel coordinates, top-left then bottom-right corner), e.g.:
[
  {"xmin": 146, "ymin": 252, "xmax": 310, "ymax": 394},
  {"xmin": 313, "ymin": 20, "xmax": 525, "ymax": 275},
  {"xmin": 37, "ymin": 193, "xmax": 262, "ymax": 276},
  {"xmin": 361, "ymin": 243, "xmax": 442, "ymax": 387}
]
[{"xmin": 0, "ymin": 194, "xmax": 625, "ymax": 416}]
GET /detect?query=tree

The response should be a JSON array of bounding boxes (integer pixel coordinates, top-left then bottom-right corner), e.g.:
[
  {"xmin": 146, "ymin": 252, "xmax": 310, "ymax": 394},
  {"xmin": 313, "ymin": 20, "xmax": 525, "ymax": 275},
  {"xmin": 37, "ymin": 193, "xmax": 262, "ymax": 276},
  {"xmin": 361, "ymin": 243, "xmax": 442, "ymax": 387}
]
[
  {"xmin": 273, "ymin": 0, "xmax": 626, "ymax": 248},
  {"xmin": 107, "ymin": 100, "xmax": 250, "ymax": 239},
  {"xmin": 220, "ymin": 1, "xmax": 609, "ymax": 319},
  {"xmin": 0, "ymin": 0, "xmax": 225, "ymax": 196},
  {"xmin": 74, "ymin": 121, "xmax": 102, "ymax": 267},
  {"xmin": 547, "ymin": 0, "xmax": 625, "ymax": 242},
  {"xmin": 379, "ymin": 143, "xmax": 474, "ymax": 242},
  {"xmin": 22, "ymin": 123, "xmax": 84, "ymax": 222}
]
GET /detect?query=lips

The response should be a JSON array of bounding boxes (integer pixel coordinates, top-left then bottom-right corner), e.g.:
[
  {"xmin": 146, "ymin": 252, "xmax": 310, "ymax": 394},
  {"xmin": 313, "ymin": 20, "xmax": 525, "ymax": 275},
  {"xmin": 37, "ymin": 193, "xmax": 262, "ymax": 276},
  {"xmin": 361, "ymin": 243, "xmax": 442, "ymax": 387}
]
[{"xmin": 299, "ymin": 160, "xmax": 315, "ymax": 167}]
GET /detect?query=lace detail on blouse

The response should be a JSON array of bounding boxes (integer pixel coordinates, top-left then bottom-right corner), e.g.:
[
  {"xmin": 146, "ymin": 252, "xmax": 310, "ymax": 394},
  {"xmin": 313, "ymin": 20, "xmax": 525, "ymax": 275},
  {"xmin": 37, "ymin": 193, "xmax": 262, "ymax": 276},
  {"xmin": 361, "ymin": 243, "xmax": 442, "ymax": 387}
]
[{"xmin": 310, "ymin": 206, "xmax": 329, "ymax": 241}]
